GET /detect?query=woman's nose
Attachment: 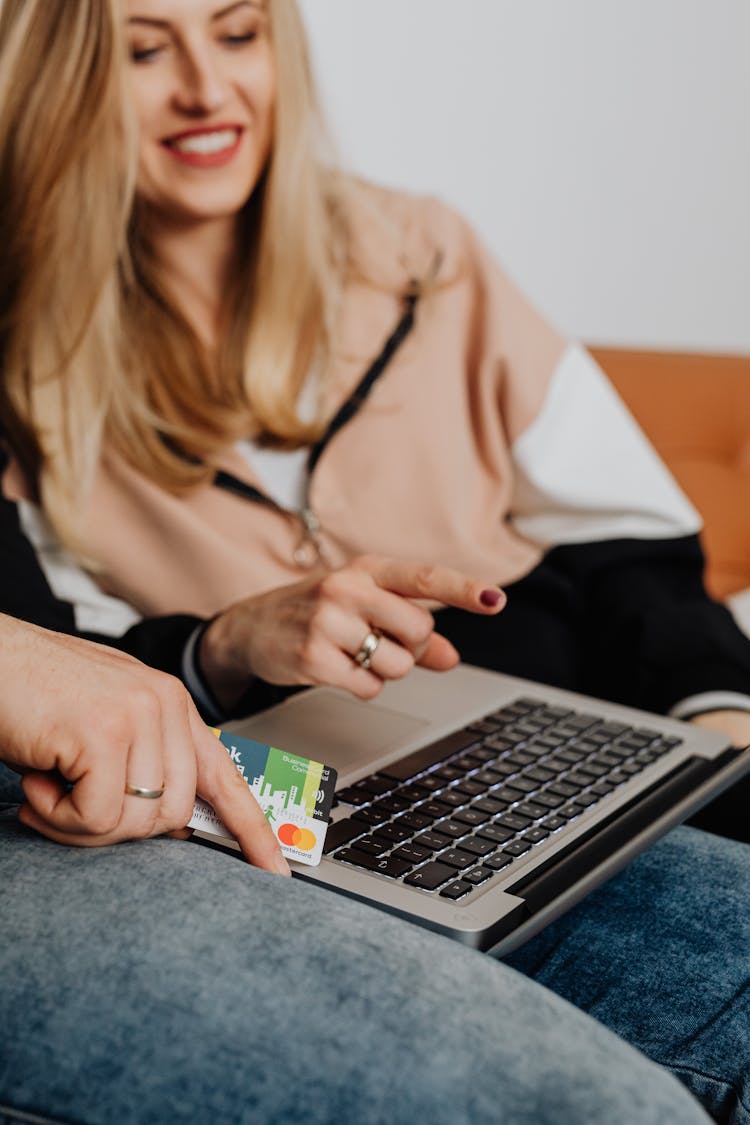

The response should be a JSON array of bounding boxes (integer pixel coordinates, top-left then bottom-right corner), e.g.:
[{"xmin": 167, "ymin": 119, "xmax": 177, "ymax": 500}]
[{"xmin": 174, "ymin": 49, "xmax": 228, "ymax": 114}]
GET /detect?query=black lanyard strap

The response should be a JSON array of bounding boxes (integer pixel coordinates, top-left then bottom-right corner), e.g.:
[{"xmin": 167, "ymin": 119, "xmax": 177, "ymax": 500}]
[
  {"xmin": 305, "ymin": 287, "xmax": 418, "ymax": 478},
  {"xmin": 213, "ymin": 285, "xmax": 419, "ymax": 509},
  {"xmin": 208, "ymin": 284, "xmax": 420, "ymax": 564}
]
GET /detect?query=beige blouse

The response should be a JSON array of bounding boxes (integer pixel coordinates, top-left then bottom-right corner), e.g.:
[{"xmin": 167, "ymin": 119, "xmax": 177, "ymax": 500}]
[{"xmin": 4, "ymin": 187, "xmax": 699, "ymax": 628}]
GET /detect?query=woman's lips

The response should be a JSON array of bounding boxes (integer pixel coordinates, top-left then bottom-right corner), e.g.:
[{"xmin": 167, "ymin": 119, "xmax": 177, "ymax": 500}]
[{"xmin": 161, "ymin": 126, "xmax": 243, "ymax": 168}]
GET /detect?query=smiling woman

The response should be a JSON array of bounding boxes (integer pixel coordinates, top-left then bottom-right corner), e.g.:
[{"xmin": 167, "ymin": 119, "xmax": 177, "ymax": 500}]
[
  {"xmin": 126, "ymin": 0, "xmax": 276, "ymax": 223},
  {"xmin": 1, "ymin": 4, "xmax": 750, "ymax": 1121}
]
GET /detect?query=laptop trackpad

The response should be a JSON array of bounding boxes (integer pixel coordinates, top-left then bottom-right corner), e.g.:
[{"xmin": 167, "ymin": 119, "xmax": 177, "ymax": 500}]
[{"xmin": 227, "ymin": 690, "xmax": 428, "ymax": 777}]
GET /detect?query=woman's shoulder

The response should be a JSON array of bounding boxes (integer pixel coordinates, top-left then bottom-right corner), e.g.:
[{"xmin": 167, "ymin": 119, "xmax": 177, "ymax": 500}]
[{"xmin": 339, "ymin": 178, "xmax": 476, "ymax": 285}]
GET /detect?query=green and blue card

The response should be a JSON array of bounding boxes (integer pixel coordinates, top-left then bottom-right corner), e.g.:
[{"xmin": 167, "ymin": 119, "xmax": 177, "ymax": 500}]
[{"xmin": 189, "ymin": 729, "xmax": 337, "ymax": 866}]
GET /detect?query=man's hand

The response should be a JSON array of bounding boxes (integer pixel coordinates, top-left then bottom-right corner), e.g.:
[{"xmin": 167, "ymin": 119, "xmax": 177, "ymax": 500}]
[{"xmin": 0, "ymin": 617, "xmax": 289, "ymax": 874}]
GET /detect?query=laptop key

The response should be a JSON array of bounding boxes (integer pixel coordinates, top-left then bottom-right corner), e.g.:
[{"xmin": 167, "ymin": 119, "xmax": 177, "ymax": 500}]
[
  {"xmin": 563, "ymin": 713, "xmax": 601, "ymax": 731},
  {"xmin": 476, "ymin": 763, "xmax": 516, "ymax": 781},
  {"xmin": 349, "ymin": 837, "xmax": 390, "ymax": 857},
  {"xmin": 432, "ymin": 766, "xmax": 464, "ymax": 783},
  {"xmin": 469, "ymin": 747, "xmax": 500, "ymax": 763},
  {"xmin": 546, "ymin": 781, "xmax": 581, "ymax": 798},
  {"xmin": 598, "ymin": 721, "xmax": 631, "ymax": 736},
  {"xmin": 404, "ymin": 862, "xmax": 456, "ymax": 890},
  {"xmin": 356, "ymin": 776, "xmax": 395, "ymax": 796},
  {"xmin": 484, "ymin": 736, "xmax": 517, "ymax": 753},
  {"xmin": 521, "ymin": 742, "xmax": 551, "ymax": 759},
  {"xmin": 335, "ymin": 850, "xmax": 413, "ymax": 878},
  {"xmin": 391, "ymin": 843, "xmax": 432, "ymax": 864},
  {"xmin": 504, "ymin": 775, "xmax": 537, "ymax": 793},
  {"xmin": 434, "ymin": 791, "xmax": 466, "ymax": 810},
  {"xmin": 503, "ymin": 840, "xmax": 532, "ymax": 857},
  {"xmin": 393, "ymin": 784, "xmax": 431, "ymax": 802},
  {"xmin": 452, "ymin": 807, "xmax": 491, "ymax": 827},
  {"xmin": 458, "ymin": 835, "xmax": 497, "ymax": 857},
  {"xmin": 440, "ymin": 850, "xmax": 476, "ymax": 870},
  {"xmin": 539, "ymin": 706, "xmax": 573, "ymax": 720},
  {"xmin": 524, "ymin": 766, "xmax": 555, "ymax": 783},
  {"xmin": 371, "ymin": 795, "xmax": 411, "ymax": 815},
  {"xmin": 494, "ymin": 786, "xmax": 530, "ymax": 804},
  {"xmin": 467, "ymin": 719, "xmax": 504, "ymax": 735},
  {"xmin": 335, "ymin": 787, "xmax": 371, "ymax": 807},
  {"xmin": 485, "ymin": 853, "xmax": 513, "ymax": 871},
  {"xmin": 453, "ymin": 755, "xmax": 487, "ymax": 771},
  {"xmin": 416, "ymin": 775, "xmax": 445, "ymax": 792},
  {"xmin": 434, "ymin": 820, "xmax": 470, "ymax": 840},
  {"xmin": 352, "ymin": 807, "xmax": 390, "ymax": 826},
  {"xmin": 440, "ymin": 880, "xmax": 473, "ymax": 900},
  {"xmin": 522, "ymin": 827, "xmax": 549, "ymax": 844},
  {"xmin": 453, "ymin": 778, "xmax": 488, "ymax": 798},
  {"xmin": 395, "ymin": 812, "xmax": 432, "ymax": 832},
  {"xmin": 323, "ymin": 817, "xmax": 366, "ymax": 854},
  {"xmin": 592, "ymin": 753, "xmax": 622, "ymax": 769},
  {"xmin": 513, "ymin": 801, "xmax": 547, "ymax": 820},
  {"xmin": 541, "ymin": 815, "xmax": 566, "ymax": 831},
  {"xmin": 417, "ymin": 802, "xmax": 452, "ymax": 820},
  {"xmin": 495, "ymin": 812, "xmax": 532, "ymax": 832},
  {"xmin": 556, "ymin": 748, "xmax": 587, "ymax": 764},
  {"xmin": 619, "ymin": 736, "xmax": 652, "ymax": 750},
  {"xmin": 534, "ymin": 792, "xmax": 565, "ymax": 809},
  {"xmin": 576, "ymin": 762, "xmax": 609, "ymax": 779},
  {"xmin": 621, "ymin": 761, "xmax": 644, "ymax": 775},
  {"xmin": 463, "ymin": 867, "xmax": 493, "ymax": 886},
  {"xmin": 476, "ymin": 823, "xmax": 514, "ymax": 844},
  {"xmin": 505, "ymin": 752, "xmax": 535, "ymax": 768},
  {"xmin": 375, "ymin": 823, "xmax": 412, "ymax": 843},
  {"xmin": 413, "ymin": 831, "xmax": 452, "ymax": 851},
  {"xmin": 471, "ymin": 796, "xmax": 508, "ymax": 816},
  {"xmin": 565, "ymin": 772, "xmax": 594, "ymax": 788},
  {"xmin": 558, "ymin": 805, "xmax": 582, "ymax": 820}
]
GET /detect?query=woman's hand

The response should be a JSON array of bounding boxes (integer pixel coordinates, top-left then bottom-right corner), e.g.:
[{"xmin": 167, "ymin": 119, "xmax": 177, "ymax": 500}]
[
  {"xmin": 689, "ymin": 709, "xmax": 750, "ymax": 748},
  {"xmin": 199, "ymin": 554, "xmax": 506, "ymax": 708},
  {"xmin": 0, "ymin": 618, "xmax": 289, "ymax": 874}
]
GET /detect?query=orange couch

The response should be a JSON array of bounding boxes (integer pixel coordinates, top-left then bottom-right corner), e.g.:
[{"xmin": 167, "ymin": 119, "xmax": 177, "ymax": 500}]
[{"xmin": 590, "ymin": 347, "xmax": 750, "ymax": 602}]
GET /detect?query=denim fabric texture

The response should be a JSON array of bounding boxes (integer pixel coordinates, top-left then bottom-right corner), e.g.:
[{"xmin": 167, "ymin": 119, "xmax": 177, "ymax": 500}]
[
  {"xmin": 0, "ymin": 758, "xmax": 745, "ymax": 1125},
  {"xmin": 505, "ymin": 824, "xmax": 750, "ymax": 1123}
]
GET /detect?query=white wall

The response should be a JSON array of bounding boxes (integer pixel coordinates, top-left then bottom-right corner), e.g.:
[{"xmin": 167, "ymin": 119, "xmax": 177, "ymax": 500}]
[{"xmin": 299, "ymin": 0, "xmax": 750, "ymax": 353}]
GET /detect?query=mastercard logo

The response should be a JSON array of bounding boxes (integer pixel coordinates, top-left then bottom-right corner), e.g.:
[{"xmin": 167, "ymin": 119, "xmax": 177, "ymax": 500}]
[{"xmin": 277, "ymin": 823, "xmax": 317, "ymax": 851}]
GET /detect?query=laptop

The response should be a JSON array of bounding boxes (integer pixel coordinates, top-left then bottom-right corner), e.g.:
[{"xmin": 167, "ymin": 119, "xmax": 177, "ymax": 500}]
[{"xmin": 199, "ymin": 663, "xmax": 750, "ymax": 957}]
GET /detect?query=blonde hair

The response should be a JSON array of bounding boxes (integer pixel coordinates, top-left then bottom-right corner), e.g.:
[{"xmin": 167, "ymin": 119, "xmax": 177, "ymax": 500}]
[{"xmin": 0, "ymin": 0, "xmax": 347, "ymax": 547}]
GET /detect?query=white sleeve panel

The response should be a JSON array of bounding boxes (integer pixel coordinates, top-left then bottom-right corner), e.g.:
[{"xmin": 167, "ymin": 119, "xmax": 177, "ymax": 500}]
[
  {"xmin": 18, "ymin": 500, "xmax": 142, "ymax": 636},
  {"xmin": 510, "ymin": 344, "xmax": 702, "ymax": 548}
]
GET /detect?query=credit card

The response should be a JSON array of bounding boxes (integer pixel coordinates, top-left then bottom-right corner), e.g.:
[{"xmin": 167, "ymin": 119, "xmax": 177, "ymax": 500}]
[{"xmin": 189, "ymin": 729, "xmax": 337, "ymax": 866}]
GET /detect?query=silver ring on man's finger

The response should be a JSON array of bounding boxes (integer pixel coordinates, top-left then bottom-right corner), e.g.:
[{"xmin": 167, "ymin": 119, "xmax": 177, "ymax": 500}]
[
  {"xmin": 354, "ymin": 629, "xmax": 382, "ymax": 671},
  {"xmin": 125, "ymin": 782, "xmax": 165, "ymax": 800}
]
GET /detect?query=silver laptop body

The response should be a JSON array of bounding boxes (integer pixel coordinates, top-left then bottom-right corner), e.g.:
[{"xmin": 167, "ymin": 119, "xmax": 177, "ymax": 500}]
[{"xmin": 201, "ymin": 664, "xmax": 748, "ymax": 957}]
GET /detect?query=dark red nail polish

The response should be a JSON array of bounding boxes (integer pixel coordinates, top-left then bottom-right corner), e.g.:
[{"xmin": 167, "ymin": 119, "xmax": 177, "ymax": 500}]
[{"xmin": 480, "ymin": 588, "xmax": 502, "ymax": 607}]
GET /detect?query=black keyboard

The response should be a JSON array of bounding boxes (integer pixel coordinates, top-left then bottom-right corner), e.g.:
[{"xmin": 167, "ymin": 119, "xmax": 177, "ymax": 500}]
[{"xmin": 325, "ymin": 696, "xmax": 683, "ymax": 902}]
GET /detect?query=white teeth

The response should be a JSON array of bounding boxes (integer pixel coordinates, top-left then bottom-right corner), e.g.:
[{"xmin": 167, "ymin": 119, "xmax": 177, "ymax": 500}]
[{"xmin": 171, "ymin": 129, "xmax": 239, "ymax": 155}]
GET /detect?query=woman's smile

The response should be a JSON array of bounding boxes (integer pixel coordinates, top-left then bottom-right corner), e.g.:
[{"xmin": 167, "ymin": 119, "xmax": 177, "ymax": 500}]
[{"xmin": 162, "ymin": 124, "xmax": 245, "ymax": 167}]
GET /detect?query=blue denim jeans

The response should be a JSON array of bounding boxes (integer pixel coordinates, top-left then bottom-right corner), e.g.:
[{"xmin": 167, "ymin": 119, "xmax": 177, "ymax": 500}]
[{"xmin": 0, "ymin": 763, "xmax": 746, "ymax": 1125}]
